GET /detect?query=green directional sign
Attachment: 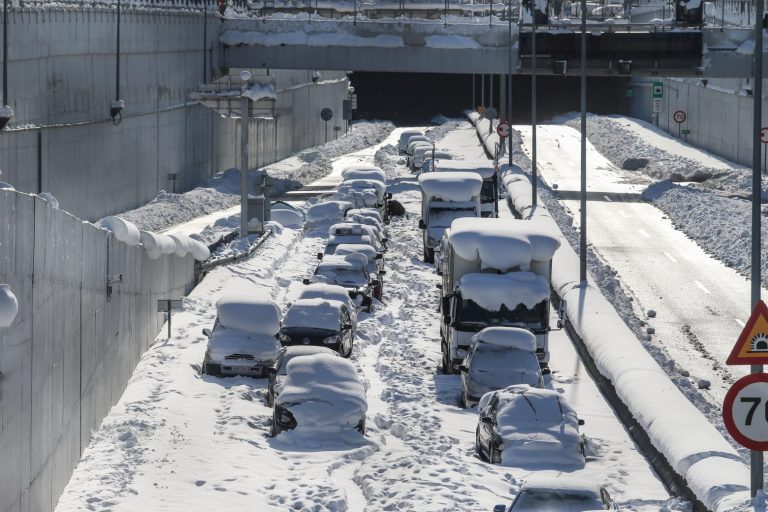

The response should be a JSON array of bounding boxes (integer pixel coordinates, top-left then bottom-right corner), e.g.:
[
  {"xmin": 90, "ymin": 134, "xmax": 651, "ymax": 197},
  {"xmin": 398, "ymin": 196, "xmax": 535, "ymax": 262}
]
[
  {"xmin": 682, "ymin": 129, "xmax": 691, "ymax": 135},
  {"xmin": 653, "ymin": 81, "xmax": 664, "ymax": 99}
]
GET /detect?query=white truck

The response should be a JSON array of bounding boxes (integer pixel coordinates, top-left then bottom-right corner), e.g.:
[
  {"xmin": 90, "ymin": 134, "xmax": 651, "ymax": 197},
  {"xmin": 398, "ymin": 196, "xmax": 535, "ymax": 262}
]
[
  {"xmin": 417, "ymin": 172, "xmax": 483, "ymax": 263},
  {"xmin": 438, "ymin": 217, "xmax": 560, "ymax": 373},
  {"xmin": 434, "ymin": 159, "xmax": 498, "ymax": 218}
]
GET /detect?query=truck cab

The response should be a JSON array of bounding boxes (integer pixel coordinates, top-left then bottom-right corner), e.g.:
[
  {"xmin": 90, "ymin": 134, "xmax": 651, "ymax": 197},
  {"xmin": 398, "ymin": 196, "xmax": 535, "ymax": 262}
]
[
  {"xmin": 417, "ymin": 172, "xmax": 483, "ymax": 263},
  {"xmin": 434, "ymin": 160, "xmax": 499, "ymax": 218}
]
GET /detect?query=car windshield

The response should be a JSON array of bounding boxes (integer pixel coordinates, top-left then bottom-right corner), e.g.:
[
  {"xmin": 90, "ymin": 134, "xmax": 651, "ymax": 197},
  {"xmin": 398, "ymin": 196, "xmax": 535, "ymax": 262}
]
[
  {"xmin": 512, "ymin": 490, "xmax": 603, "ymax": 511},
  {"xmin": 316, "ymin": 267, "xmax": 367, "ymax": 287},
  {"xmin": 480, "ymin": 180, "xmax": 496, "ymax": 203},
  {"xmin": 457, "ymin": 299, "xmax": 547, "ymax": 330},
  {"xmin": 429, "ymin": 207, "xmax": 477, "ymax": 228}
]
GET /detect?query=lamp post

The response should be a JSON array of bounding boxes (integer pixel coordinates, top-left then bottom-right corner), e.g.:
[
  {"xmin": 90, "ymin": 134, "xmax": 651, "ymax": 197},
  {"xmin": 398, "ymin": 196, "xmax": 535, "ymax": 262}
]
[
  {"xmin": 240, "ymin": 70, "xmax": 253, "ymax": 238},
  {"xmin": 507, "ymin": 0, "xmax": 513, "ymax": 167},
  {"xmin": 579, "ymin": 0, "xmax": 587, "ymax": 283},
  {"xmin": 531, "ymin": 0, "xmax": 537, "ymax": 207}
]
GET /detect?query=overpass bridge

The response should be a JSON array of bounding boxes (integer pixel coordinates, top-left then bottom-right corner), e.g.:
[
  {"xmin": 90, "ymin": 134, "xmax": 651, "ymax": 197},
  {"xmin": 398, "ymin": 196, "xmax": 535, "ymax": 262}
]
[{"xmin": 220, "ymin": 16, "xmax": 759, "ymax": 78}]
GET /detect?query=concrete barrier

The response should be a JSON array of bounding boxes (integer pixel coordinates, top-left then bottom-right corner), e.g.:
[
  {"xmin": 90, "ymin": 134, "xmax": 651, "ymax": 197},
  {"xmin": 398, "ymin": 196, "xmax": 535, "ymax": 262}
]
[{"xmin": 0, "ymin": 189, "xmax": 196, "ymax": 512}]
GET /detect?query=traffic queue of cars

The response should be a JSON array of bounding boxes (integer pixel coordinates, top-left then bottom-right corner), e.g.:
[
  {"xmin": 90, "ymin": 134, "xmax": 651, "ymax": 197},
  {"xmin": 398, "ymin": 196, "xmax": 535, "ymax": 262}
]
[
  {"xmin": 201, "ymin": 164, "xmax": 392, "ymax": 438},
  {"xmin": 400, "ymin": 129, "xmax": 618, "ymax": 511}
]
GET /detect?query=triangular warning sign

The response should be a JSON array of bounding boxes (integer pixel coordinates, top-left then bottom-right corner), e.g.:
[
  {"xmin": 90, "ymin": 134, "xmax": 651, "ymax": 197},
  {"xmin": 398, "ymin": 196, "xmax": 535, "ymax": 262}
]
[{"xmin": 727, "ymin": 300, "xmax": 768, "ymax": 365}]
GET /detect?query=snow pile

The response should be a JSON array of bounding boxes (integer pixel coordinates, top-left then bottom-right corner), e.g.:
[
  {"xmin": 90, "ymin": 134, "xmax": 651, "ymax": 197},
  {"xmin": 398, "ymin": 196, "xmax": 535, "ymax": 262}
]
[
  {"xmin": 166, "ymin": 234, "xmax": 210, "ymax": 261},
  {"xmin": 282, "ymin": 298, "xmax": 344, "ymax": 330},
  {"xmin": 307, "ymin": 200, "xmax": 353, "ymax": 225},
  {"xmin": 139, "ymin": 231, "xmax": 177, "ymax": 259},
  {"xmin": 484, "ymin": 385, "xmax": 585, "ymax": 469},
  {"xmin": 0, "ymin": 284, "xmax": 19, "ymax": 328},
  {"xmin": 38, "ymin": 192, "xmax": 59, "ymax": 209},
  {"xmin": 473, "ymin": 326, "xmax": 537, "ymax": 351},
  {"xmin": 418, "ymin": 172, "xmax": 483, "ymax": 201},
  {"xmin": 340, "ymin": 167, "xmax": 386, "ymax": 183},
  {"xmin": 216, "ymin": 293, "xmax": 282, "ymax": 335},
  {"xmin": 100, "ymin": 216, "xmax": 141, "ymax": 246},
  {"xmin": 276, "ymin": 354, "xmax": 367, "ymax": 430},
  {"xmin": 458, "ymin": 272, "xmax": 550, "ymax": 310}
]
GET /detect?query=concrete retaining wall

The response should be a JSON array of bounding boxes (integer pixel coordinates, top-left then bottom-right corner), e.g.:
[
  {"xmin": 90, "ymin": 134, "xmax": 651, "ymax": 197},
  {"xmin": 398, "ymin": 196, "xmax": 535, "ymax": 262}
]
[
  {"xmin": 629, "ymin": 77, "xmax": 767, "ymax": 168},
  {"xmin": 0, "ymin": 189, "xmax": 197, "ymax": 512},
  {"xmin": 0, "ymin": 6, "xmax": 349, "ymax": 221}
]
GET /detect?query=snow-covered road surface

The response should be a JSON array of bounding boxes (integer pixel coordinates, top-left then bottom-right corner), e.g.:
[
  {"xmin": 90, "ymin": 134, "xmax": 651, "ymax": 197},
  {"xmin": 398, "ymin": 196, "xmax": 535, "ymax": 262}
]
[
  {"xmin": 515, "ymin": 123, "xmax": 758, "ymax": 419},
  {"xmin": 56, "ymin": 124, "xmax": 677, "ymax": 512}
]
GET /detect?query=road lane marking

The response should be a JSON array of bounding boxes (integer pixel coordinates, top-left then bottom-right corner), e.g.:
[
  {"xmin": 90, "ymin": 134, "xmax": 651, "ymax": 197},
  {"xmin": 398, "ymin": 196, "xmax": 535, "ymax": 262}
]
[
  {"xmin": 736, "ymin": 318, "xmax": 746, "ymax": 327},
  {"xmin": 663, "ymin": 252, "xmax": 678, "ymax": 263},
  {"xmin": 638, "ymin": 229, "xmax": 651, "ymax": 239},
  {"xmin": 694, "ymin": 280, "xmax": 711, "ymax": 294},
  {"xmin": 604, "ymin": 195, "xmax": 613, "ymax": 202}
]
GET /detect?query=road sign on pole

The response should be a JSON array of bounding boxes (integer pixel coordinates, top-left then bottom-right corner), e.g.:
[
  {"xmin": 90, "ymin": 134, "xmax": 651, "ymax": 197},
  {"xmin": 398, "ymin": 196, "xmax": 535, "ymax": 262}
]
[
  {"xmin": 653, "ymin": 98, "xmax": 662, "ymax": 114},
  {"xmin": 496, "ymin": 121, "xmax": 511, "ymax": 138},
  {"xmin": 723, "ymin": 373, "xmax": 768, "ymax": 451},
  {"xmin": 673, "ymin": 110, "xmax": 686, "ymax": 138},
  {"xmin": 652, "ymin": 81, "xmax": 664, "ymax": 98},
  {"xmin": 727, "ymin": 300, "xmax": 768, "ymax": 365}
]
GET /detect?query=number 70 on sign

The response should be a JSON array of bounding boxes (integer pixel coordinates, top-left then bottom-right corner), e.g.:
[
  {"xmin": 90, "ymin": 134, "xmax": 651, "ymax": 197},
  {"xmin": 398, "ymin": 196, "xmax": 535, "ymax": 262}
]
[{"xmin": 723, "ymin": 374, "xmax": 768, "ymax": 450}]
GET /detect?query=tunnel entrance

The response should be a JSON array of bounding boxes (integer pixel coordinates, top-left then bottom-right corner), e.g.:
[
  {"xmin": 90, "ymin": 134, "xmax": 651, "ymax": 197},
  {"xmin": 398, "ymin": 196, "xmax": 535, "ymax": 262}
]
[{"xmin": 351, "ymin": 72, "xmax": 631, "ymax": 125}]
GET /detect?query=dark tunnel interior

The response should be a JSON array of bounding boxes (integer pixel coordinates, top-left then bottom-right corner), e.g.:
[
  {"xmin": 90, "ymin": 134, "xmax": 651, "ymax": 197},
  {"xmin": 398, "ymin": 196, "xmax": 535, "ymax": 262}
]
[{"xmin": 350, "ymin": 72, "xmax": 631, "ymax": 126}]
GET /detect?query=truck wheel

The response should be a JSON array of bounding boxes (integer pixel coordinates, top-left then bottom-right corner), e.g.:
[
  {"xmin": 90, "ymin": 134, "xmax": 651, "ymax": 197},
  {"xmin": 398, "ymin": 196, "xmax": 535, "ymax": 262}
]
[{"xmin": 441, "ymin": 343, "xmax": 453, "ymax": 374}]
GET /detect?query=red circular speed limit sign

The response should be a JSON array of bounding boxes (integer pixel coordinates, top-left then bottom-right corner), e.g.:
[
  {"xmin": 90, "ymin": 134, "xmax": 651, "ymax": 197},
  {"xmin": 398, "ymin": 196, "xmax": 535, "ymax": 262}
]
[
  {"xmin": 496, "ymin": 121, "xmax": 511, "ymax": 138},
  {"xmin": 673, "ymin": 110, "xmax": 687, "ymax": 124},
  {"xmin": 761, "ymin": 127, "xmax": 768, "ymax": 144},
  {"xmin": 723, "ymin": 373, "xmax": 768, "ymax": 451}
]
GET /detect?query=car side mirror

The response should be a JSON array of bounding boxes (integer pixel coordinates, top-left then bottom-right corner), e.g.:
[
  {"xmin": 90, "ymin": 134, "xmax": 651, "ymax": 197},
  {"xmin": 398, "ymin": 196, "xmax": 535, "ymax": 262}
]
[
  {"xmin": 317, "ymin": 252, "xmax": 324, "ymax": 260},
  {"xmin": 578, "ymin": 419, "xmax": 585, "ymax": 426},
  {"xmin": 418, "ymin": 219, "xmax": 426, "ymax": 230},
  {"xmin": 202, "ymin": 328, "xmax": 212, "ymax": 338},
  {"xmin": 480, "ymin": 416, "xmax": 494, "ymax": 425},
  {"xmin": 302, "ymin": 278, "xmax": 310, "ymax": 285},
  {"xmin": 375, "ymin": 253, "xmax": 383, "ymax": 260},
  {"xmin": 442, "ymin": 314, "xmax": 452, "ymax": 325},
  {"xmin": 371, "ymin": 279, "xmax": 381, "ymax": 287},
  {"xmin": 493, "ymin": 505, "xmax": 506, "ymax": 512}
]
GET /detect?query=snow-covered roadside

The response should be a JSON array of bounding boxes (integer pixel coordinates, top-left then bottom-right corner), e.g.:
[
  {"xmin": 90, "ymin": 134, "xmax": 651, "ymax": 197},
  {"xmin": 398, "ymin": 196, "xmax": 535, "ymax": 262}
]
[
  {"xmin": 563, "ymin": 114, "xmax": 768, "ymax": 290},
  {"xmin": 466, "ymin": 115, "xmax": 754, "ymax": 511},
  {"xmin": 113, "ymin": 121, "xmax": 394, "ymax": 234}
]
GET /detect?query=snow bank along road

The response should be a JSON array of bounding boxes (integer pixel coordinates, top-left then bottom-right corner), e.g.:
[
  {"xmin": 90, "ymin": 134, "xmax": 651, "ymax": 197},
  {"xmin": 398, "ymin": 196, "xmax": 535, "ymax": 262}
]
[{"xmin": 55, "ymin": 126, "xmax": 677, "ymax": 511}]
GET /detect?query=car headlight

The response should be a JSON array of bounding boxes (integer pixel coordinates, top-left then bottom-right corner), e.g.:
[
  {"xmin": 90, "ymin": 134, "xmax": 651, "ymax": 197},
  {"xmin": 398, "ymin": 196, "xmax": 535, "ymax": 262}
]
[
  {"xmin": 279, "ymin": 333, "xmax": 291, "ymax": 343},
  {"xmin": 322, "ymin": 335, "xmax": 338, "ymax": 345}
]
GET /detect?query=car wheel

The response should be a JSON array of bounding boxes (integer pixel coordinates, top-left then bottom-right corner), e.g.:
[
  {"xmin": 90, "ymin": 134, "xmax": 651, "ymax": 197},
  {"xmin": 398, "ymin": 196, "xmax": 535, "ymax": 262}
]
[
  {"xmin": 460, "ymin": 391, "xmax": 468, "ymax": 409},
  {"xmin": 489, "ymin": 440, "xmax": 501, "ymax": 464},
  {"xmin": 441, "ymin": 343, "xmax": 453, "ymax": 375},
  {"xmin": 270, "ymin": 420, "xmax": 277, "ymax": 437},
  {"xmin": 424, "ymin": 248, "xmax": 434, "ymax": 263},
  {"xmin": 476, "ymin": 428, "xmax": 488, "ymax": 462}
]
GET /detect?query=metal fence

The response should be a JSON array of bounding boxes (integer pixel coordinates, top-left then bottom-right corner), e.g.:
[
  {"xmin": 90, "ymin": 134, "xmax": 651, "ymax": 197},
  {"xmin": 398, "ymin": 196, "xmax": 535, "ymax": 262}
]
[{"xmin": 0, "ymin": 189, "xmax": 196, "ymax": 512}]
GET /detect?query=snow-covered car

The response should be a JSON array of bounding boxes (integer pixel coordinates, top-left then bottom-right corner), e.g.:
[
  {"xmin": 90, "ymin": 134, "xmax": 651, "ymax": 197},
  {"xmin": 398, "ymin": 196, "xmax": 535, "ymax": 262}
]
[
  {"xmin": 330, "ymin": 243, "xmax": 385, "ymax": 299},
  {"xmin": 272, "ymin": 353, "xmax": 367, "ymax": 436},
  {"xmin": 202, "ymin": 293, "xmax": 282, "ymax": 378},
  {"xmin": 476, "ymin": 385, "xmax": 585, "ymax": 468},
  {"xmin": 345, "ymin": 207, "xmax": 383, "ymax": 225},
  {"xmin": 459, "ymin": 327, "xmax": 544, "ymax": 408},
  {"xmin": 290, "ymin": 282, "xmax": 358, "ymax": 322},
  {"xmin": 339, "ymin": 220, "xmax": 386, "ymax": 244},
  {"xmin": 278, "ymin": 298, "xmax": 356, "ymax": 357},
  {"xmin": 346, "ymin": 212, "xmax": 385, "ymax": 235},
  {"xmin": 406, "ymin": 136, "xmax": 430, "ymax": 155},
  {"xmin": 325, "ymin": 223, "xmax": 386, "ymax": 253},
  {"xmin": 398, "ymin": 129, "xmax": 424, "ymax": 154},
  {"xmin": 340, "ymin": 166, "xmax": 386, "ymax": 184},
  {"xmin": 267, "ymin": 345, "xmax": 340, "ymax": 406},
  {"xmin": 304, "ymin": 253, "xmax": 377, "ymax": 311},
  {"xmin": 420, "ymin": 151, "xmax": 454, "ymax": 173},
  {"xmin": 494, "ymin": 477, "xmax": 617, "ymax": 511}
]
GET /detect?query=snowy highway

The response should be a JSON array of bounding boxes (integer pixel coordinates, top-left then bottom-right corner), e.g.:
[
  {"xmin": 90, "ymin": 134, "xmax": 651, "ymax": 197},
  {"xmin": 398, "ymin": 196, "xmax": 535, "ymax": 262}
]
[
  {"xmin": 515, "ymin": 123, "xmax": 758, "ymax": 413},
  {"xmin": 54, "ymin": 124, "xmax": 679, "ymax": 511}
]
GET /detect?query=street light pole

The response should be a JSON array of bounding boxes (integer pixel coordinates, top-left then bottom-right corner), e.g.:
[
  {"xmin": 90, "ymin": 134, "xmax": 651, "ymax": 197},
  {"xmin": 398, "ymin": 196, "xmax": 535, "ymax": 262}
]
[
  {"xmin": 579, "ymin": 0, "xmax": 587, "ymax": 283},
  {"xmin": 2, "ymin": 0, "xmax": 8, "ymax": 107},
  {"xmin": 508, "ymin": 0, "xmax": 513, "ymax": 167},
  {"xmin": 531, "ymin": 1, "xmax": 537, "ymax": 207},
  {"xmin": 750, "ymin": 0, "xmax": 765, "ymax": 496},
  {"xmin": 240, "ymin": 97, "xmax": 250, "ymax": 237}
]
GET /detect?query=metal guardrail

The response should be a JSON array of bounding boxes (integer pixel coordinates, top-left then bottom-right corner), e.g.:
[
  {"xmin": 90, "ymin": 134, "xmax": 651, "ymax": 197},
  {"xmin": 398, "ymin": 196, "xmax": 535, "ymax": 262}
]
[{"xmin": 195, "ymin": 229, "xmax": 273, "ymax": 279}]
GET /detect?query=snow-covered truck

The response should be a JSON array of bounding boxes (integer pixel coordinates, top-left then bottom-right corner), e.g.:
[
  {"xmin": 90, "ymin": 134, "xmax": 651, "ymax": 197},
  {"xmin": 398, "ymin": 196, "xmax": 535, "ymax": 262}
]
[
  {"xmin": 434, "ymin": 159, "xmax": 498, "ymax": 217},
  {"xmin": 417, "ymin": 172, "xmax": 483, "ymax": 263},
  {"xmin": 438, "ymin": 217, "xmax": 560, "ymax": 373}
]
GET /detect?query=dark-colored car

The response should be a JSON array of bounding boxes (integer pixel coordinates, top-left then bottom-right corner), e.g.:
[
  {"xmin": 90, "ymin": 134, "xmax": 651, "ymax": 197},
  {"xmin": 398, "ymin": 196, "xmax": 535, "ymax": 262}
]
[
  {"xmin": 266, "ymin": 345, "xmax": 340, "ymax": 406},
  {"xmin": 493, "ymin": 477, "xmax": 618, "ymax": 511},
  {"xmin": 278, "ymin": 298, "xmax": 356, "ymax": 357}
]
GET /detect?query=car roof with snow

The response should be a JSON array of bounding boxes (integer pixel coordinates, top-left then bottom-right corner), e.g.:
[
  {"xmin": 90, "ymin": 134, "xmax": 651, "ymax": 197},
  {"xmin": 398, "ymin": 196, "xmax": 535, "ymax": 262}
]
[
  {"xmin": 448, "ymin": 217, "xmax": 560, "ymax": 267},
  {"xmin": 215, "ymin": 293, "xmax": 281, "ymax": 336},
  {"xmin": 472, "ymin": 327, "xmax": 537, "ymax": 351},
  {"xmin": 329, "ymin": 223, "xmax": 373, "ymax": 237},
  {"xmin": 435, "ymin": 160, "xmax": 496, "ymax": 179},
  {"xmin": 317, "ymin": 253, "xmax": 369, "ymax": 270},
  {"xmin": 275, "ymin": 346, "xmax": 340, "ymax": 372},
  {"xmin": 276, "ymin": 354, "xmax": 367, "ymax": 428},
  {"xmin": 281, "ymin": 298, "xmax": 346, "ymax": 330},
  {"xmin": 345, "ymin": 208, "xmax": 382, "ymax": 223},
  {"xmin": 458, "ymin": 272, "xmax": 550, "ymax": 310},
  {"xmin": 333, "ymin": 243, "xmax": 378, "ymax": 259},
  {"xmin": 518, "ymin": 475, "xmax": 603, "ymax": 497},
  {"xmin": 341, "ymin": 168, "xmax": 386, "ymax": 183},
  {"xmin": 340, "ymin": 179, "xmax": 386, "ymax": 198},
  {"xmin": 418, "ymin": 172, "xmax": 483, "ymax": 202},
  {"xmin": 293, "ymin": 283, "xmax": 356, "ymax": 310}
]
